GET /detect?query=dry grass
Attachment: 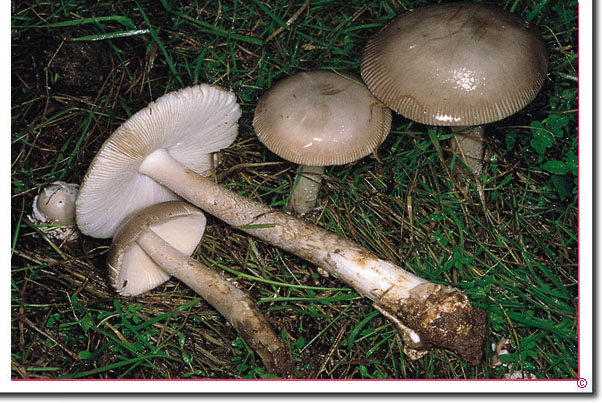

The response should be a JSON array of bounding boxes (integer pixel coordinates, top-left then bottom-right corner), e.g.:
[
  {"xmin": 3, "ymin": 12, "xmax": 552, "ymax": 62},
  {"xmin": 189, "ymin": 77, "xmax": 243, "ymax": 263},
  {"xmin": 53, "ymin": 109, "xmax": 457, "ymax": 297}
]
[{"xmin": 11, "ymin": 0, "xmax": 578, "ymax": 380}]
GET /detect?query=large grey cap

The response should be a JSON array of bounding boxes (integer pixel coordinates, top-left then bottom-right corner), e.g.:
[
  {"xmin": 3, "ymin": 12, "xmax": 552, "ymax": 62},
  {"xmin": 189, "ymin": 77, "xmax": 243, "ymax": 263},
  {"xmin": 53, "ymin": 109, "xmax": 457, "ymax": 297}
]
[
  {"xmin": 361, "ymin": 3, "xmax": 548, "ymax": 126},
  {"xmin": 107, "ymin": 201, "xmax": 206, "ymax": 296},
  {"xmin": 253, "ymin": 71, "xmax": 392, "ymax": 166},
  {"xmin": 76, "ymin": 84, "xmax": 241, "ymax": 238}
]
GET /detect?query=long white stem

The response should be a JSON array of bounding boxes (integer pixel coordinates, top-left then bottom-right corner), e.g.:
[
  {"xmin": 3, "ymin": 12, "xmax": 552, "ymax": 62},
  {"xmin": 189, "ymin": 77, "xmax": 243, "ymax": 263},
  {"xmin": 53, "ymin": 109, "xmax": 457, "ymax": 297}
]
[
  {"xmin": 136, "ymin": 228, "xmax": 291, "ymax": 376},
  {"xmin": 288, "ymin": 165, "xmax": 324, "ymax": 215},
  {"xmin": 139, "ymin": 148, "xmax": 487, "ymax": 363},
  {"xmin": 141, "ymin": 150, "xmax": 424, "ymax": 304}
]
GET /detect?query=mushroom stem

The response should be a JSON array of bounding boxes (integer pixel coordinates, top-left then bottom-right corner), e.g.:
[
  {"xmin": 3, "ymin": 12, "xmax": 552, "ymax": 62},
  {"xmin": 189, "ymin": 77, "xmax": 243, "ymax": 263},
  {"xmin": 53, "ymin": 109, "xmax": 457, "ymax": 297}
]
[
  {"xmin": 139, "ymin": 148, "xmax": 487, "ymax": 363},
  {"xmin": 288, "ymin": 165, "xmax": 325, "ymax": 215},
  {"xmin": 135, "ymin": 228, "xmax": 292, "ymax": 376},
  {"xmin": 450, "ymin": 126, "xmax": 486, "ymax": 177}
]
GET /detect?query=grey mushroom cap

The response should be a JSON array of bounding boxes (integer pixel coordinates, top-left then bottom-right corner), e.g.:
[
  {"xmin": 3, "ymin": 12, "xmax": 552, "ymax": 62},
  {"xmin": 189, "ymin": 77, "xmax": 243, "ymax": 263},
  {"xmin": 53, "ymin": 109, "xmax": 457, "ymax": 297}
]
[
  {"xmin": 107, "ymin": 201, "xmax": 206, "ymax": 296},
  {"xmin": 253, "ymin": 70, "xmax": 392, "ymax": 166},
  {"xmin": 76, "ymin": 84, "xmax": 241, "ymax": 239},
  {"xmin": 30, "ymin": 181, "xmax": 80, "ymax": 241},
  {"xmin": 361, "ymin": 3, "xmax": 548, "ymax": 126},
  {"xmin": 33, "ymin": 181, "xmax": 79, "ymax": 224}
]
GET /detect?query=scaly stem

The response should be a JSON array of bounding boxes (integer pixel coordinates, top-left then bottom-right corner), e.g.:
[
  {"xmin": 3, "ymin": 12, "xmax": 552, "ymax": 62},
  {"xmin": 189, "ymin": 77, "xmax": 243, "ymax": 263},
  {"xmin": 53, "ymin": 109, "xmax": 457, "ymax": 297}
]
[
  {"xmin": 288, "ymin": 165, "xmax": 325, "ymax": 215},
  {"xmin": 450, "ymin": 125, "xmax": 486, "ymax": 177},
  {"xmin": 136, "ymin": 228, "xmax": 292, "ymax": 376},
  {"xmin": 139, "ymin": 148, "xmax": 487, "ymax": 363}
]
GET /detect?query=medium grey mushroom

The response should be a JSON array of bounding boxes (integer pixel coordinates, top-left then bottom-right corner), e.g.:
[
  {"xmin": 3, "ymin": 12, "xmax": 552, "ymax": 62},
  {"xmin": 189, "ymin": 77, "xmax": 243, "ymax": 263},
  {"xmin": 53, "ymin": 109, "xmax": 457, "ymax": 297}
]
[
  {"xmin": 253, "ymin": 71, "xmax": 391, "ymax": 214},
  {"xmin": 361, "ymin": 2, "xmax": 548, "ymax": 176},
  {"xmin": 107, "ymin": 201, "xmax": 291, "ymax": 376},
  {"xmin": 76, "ymin": 84, "xmax": 486, "ymax": 363}
]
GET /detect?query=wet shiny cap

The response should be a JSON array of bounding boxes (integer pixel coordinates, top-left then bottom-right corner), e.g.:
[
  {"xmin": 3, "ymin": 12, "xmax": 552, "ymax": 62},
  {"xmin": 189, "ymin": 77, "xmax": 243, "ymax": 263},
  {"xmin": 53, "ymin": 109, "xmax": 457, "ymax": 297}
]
[
  {"xmin": 360, "ymin": 2, "xmax": 548, "ymax": 126},
  {"xmin": 253, "ymin": 70, "xmax": 392, "ymax": 166}
]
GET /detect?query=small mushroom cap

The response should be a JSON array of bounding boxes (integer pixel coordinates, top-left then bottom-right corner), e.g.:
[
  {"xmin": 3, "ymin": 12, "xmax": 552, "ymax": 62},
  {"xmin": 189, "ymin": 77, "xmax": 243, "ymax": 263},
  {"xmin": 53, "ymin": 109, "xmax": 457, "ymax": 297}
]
[
  {"xmin": 253, "ymin": 70, "xmax": 392, "ymax": 166},
  {"xmin": 33, "ymin": 181, "xmax": 79, "ymax": 224},
  {"xmin": 361, "ymin": 3, "xmax": 548, "ymax": 126},
  {"xmin": 107, "ymin": 201, "xmax": 206, "ymax": 296},
  {"xmin": 76, "ymin": 84, "xmax": 241, "ymax": 239}
]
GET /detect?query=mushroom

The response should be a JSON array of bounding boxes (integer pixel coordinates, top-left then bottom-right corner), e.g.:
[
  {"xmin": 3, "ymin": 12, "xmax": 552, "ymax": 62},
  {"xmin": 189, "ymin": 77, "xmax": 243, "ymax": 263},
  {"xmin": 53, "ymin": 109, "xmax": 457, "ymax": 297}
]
[
  {"xmin": 253, "ymin": 70, "xmax": 392, "ymax": 214},
  {"xmin": 108, "ymin": 200, "xmax": 292, "ymax": 376},
  {"xmin": 29, "ymin": 181, "xmax": 80, "ymax": 241},
  {"xmin": 76, "ymin": 84, "xmax": 486, "ymax": 363},
  {"xmin": 76, "ymin": 84, "xmax": 241, "ymax": 239},
  {"xmin": 360, "ymin": 2, "xmax": 548, "ymax": 177}
]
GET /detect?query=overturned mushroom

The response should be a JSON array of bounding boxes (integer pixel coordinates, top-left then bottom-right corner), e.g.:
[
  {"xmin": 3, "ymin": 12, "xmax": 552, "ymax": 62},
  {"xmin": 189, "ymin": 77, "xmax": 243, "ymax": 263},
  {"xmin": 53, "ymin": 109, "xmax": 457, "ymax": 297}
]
[
  {"xmin": 76, "ymin": 84, "xmax": 487, "ymax": 363},
  {"xmin": 253, "ymin": 70, "xmax": 391, "ymax": 214},
  {"xmin": 76, "ymin": 84, "xmax": 241, "ymax": 239},
  {"xmin": 29, "ymin": 181, "xmax": 80, "ymax": 241},
  {"xmin": 108, "ymin": 201, "xmax": 291, "ymax": 376},
  {"xmin": 361, "ymin": 2, "xmax": 548, "ymax": 176}
]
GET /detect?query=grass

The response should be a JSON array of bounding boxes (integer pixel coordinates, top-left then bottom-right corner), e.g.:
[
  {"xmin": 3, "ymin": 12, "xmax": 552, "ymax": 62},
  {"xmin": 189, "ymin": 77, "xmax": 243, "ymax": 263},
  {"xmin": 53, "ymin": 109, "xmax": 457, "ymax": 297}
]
[{"xmin": 11, "ymin": 0, "xmax": 578, "ymax": 380}]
